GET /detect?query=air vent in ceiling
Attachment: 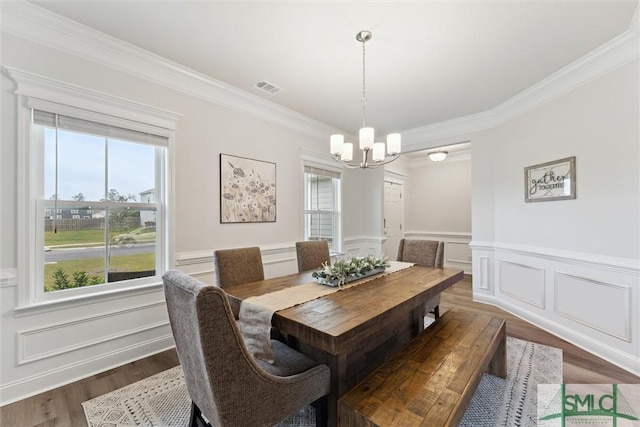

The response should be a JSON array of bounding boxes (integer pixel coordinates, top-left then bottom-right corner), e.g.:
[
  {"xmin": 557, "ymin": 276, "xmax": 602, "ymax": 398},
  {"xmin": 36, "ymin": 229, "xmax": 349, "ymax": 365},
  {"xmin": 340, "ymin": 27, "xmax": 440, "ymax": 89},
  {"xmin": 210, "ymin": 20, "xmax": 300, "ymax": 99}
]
[{"xmin": 254, "ymin": 80, "xmax": 283, "ymax": 94}]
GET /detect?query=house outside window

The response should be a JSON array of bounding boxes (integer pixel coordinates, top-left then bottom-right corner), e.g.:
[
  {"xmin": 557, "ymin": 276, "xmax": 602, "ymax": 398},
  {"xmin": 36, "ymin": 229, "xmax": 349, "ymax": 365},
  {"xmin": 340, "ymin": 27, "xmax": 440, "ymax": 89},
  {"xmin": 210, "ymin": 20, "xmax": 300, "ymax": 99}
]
[
  {"xmin": 9, "ymin": 68, "xmax": 179, "ymax": 307},
  {"xmin": 303, "ymin": 164, "xmax": 342, "ymax": 252}
]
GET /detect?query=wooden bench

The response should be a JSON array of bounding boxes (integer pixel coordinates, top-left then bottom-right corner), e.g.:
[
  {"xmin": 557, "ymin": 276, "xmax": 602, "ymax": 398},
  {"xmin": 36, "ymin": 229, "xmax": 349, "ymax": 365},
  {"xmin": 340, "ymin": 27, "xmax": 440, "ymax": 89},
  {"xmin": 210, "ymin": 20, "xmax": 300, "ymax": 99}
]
[{"xmin": 338, "ymin": 308, "xmax": 506, "ymax": 427}]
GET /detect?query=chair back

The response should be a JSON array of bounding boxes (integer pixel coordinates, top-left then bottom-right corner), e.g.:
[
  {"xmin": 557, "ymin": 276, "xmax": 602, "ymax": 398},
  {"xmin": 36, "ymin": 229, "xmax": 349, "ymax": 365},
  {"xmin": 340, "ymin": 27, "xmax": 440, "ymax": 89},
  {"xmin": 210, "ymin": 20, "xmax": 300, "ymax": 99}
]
[
  {"xmin": 163, "ymin": 270, "xmax": 257, "ymax": 425},
  {"xmin": 295, "ymin": 240, "xmax": 331, "ymax": 273},
  {"xmin": 397, "ymin": 239, "xmax": 444, "ymax": 268},
  {"xmin": 214, "ymin": 246, "xmax": 264, "ymax": 287},
  {"xmin": 163, "ymin": 270, "xmax": 330, "ymax": 426}
]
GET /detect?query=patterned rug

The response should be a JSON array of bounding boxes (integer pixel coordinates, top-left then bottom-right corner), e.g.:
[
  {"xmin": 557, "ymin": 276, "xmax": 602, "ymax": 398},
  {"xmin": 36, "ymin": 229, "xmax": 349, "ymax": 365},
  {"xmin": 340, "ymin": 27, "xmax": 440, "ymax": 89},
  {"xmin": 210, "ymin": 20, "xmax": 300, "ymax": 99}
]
[{"xmin": 83, "ymin": 337, "xmax": 562, "ymax": 427}]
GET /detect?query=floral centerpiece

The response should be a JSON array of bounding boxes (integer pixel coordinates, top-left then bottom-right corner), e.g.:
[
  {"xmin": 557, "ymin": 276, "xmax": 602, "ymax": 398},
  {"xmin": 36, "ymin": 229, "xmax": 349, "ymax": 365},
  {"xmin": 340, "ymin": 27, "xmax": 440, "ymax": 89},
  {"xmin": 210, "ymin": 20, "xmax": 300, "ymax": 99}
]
[{"xmin": 312, "ymin": 255, "xmax": 390, "ymax": 288}]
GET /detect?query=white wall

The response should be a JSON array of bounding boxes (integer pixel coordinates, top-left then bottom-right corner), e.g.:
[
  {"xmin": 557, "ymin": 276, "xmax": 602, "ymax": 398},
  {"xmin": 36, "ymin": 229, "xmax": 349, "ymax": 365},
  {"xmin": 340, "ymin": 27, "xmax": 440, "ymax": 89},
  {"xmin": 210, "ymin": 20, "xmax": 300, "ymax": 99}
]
[
  {"xmin": 0, "ymin": 23, "xmax": 357, "ymax": 404},
  {"xmin": 342, "ymin": 166, "xmax": 386, "ymax": 257},
  {"xmin": 402, "ymin": 156, "xmax": 472, "ymax": 273},
  {"xmin": 472, "ymin": 60, "xmax": 640, "ymax": 375},
  {"xmin": 1, "ymin": 0, "xmax": 638, "ymax": 406}
]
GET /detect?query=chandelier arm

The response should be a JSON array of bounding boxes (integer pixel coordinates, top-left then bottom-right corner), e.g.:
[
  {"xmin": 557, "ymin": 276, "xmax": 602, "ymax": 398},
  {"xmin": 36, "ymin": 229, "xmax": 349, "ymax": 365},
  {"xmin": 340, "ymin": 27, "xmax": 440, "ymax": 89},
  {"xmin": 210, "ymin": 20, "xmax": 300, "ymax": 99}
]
[
  {"xmin": 374, "ymin": 154, "xmax": 400, "ymax": 166},
  {"xmin": 331, "ymin": 156, "xmax": 365, "ymax": 169},
  {"xmin": 329, "ymin": 30, "xmax": 401, "ymax": 170}
]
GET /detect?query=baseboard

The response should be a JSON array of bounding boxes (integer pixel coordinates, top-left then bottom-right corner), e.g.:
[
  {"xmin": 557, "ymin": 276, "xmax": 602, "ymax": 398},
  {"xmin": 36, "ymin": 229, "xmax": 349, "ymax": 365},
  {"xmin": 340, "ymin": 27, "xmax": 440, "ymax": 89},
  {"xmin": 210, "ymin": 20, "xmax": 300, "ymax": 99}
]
[
  {"xmin": 0, "ymin": 335, "xmax": 175, "ymax": 406},
  {"xmin": 474, "ymin": 293, "xmax": 640, "ymax": 377}
]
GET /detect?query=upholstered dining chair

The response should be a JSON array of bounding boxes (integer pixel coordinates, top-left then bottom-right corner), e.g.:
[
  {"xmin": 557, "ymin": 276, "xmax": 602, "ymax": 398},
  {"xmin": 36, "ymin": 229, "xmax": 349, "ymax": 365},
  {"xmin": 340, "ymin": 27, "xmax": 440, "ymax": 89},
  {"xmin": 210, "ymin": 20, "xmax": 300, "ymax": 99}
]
[
  {"xmin": 214, "ymin": 246, "xmax": 264, "ymax": 288},
  {"xmin": 397, "ymin": 239, "xmax": 445, "ymax": 322},
  {"xmin": 163, "ymin": 270, "xmax": 331, "ymax": 427},
  {"xmin": 295, "ymin": 240, "xmax": 331, "ymax": 273}
]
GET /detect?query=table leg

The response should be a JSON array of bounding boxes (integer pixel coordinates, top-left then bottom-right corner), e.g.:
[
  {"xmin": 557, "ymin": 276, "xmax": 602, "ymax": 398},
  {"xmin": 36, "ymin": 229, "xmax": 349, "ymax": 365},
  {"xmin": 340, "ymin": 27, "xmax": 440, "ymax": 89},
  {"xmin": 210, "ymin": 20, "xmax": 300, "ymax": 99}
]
[
  {"xmin": 487, "ymin": 328, "xmax": 507, "ymax": 379},
  {"xmin": 325, "ymin": 353, "xmax": 347, "ymax": 427}
]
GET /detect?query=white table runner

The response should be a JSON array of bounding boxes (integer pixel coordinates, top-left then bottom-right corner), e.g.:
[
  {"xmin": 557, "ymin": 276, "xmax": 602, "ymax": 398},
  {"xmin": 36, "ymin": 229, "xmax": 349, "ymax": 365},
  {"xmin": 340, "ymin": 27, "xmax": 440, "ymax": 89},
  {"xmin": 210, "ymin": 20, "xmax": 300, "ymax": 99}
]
[{"xmin": 238, "ymin": 261, "xmax": 415, "ymax": 363}]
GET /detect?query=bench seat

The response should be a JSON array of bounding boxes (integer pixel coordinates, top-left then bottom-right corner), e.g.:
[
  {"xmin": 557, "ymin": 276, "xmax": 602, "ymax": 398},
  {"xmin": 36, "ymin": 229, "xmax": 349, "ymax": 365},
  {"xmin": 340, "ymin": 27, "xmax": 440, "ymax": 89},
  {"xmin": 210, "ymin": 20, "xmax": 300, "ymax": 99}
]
[{"xmin": 338, "ymin": 308, "xmax": 506, "ymax": 427}]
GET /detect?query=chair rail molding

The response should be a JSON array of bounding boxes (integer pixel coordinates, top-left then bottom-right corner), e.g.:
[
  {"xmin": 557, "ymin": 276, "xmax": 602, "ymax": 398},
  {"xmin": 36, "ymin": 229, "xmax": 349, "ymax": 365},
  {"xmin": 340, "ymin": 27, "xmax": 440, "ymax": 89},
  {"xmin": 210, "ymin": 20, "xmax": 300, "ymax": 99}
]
[
  {"xmin": 344, "ymin": 235, "xmax": 385, "ymax": 257},
  {"xmin": 469, "ymin": 241, "xmax": 640, "ymax": 274},
  {"xmin": 470, "ymin": 240, "xmax": 640, "ymax": 376},
  {"xmin": 1, "ymin": 268, "xmax": 17, "ymax": 288},
  {"xmin": 404, "ymin": 231, "xmax": 472, "ymax": 274}
]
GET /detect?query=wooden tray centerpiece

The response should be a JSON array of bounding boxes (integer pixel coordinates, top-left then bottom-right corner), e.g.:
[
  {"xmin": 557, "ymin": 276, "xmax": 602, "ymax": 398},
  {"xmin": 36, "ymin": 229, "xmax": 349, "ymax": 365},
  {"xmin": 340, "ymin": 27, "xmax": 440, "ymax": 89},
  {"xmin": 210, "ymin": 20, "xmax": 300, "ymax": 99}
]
[{"xmin": 312, "ymin": 255, "xmax": 390, "ymax": 288}]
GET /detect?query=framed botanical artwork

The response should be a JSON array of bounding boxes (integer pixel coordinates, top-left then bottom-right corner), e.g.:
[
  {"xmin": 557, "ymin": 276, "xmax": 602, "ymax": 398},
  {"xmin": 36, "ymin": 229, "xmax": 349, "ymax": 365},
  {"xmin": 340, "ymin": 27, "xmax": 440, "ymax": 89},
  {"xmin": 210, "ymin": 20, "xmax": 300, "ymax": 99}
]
[
  {"xmin": 524, "ymin": 156, "xmax": 576, "ymax": 203},
  {"xmin": 220, "ymin": 154, "xmax": 276, "ymax": 223}
]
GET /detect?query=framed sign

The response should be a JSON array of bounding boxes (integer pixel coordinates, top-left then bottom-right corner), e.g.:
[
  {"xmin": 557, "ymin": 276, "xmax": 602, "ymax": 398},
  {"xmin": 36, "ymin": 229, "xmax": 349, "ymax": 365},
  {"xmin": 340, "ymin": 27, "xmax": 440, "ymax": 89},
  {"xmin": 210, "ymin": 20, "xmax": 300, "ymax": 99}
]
[
  {"xmin": 524, "ymin": 156, "xmax": 576, "ymax": 203},
  {"xmin": 220, "ymin": 154, "xmax": 276, "ymax": 223}
]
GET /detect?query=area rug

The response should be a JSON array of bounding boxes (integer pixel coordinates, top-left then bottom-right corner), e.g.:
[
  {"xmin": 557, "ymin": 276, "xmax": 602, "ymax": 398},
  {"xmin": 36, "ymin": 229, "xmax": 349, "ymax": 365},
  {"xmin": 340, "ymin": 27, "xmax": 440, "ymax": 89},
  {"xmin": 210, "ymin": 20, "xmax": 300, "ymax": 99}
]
[{"xmin": 83, "ymin": 337, "xmax": 562, "ymax": 427}]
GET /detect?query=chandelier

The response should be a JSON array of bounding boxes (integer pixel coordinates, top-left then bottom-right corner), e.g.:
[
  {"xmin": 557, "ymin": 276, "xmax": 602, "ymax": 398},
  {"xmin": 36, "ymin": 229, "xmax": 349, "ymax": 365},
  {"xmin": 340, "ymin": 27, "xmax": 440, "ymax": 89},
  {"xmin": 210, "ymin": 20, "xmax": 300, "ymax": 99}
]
[{"xmin": 330, "ymin": 30, "xmax": 401, "ymax": 169}]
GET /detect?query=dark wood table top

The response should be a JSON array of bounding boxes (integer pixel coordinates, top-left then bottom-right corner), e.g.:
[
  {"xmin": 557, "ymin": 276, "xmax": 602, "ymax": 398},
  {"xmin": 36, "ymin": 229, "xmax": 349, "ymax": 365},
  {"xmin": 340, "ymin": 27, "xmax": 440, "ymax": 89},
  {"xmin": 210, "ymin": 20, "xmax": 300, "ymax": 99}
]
[{"xmin": 225, "ymin": 266, "xmax": 464, "ymax": 354}]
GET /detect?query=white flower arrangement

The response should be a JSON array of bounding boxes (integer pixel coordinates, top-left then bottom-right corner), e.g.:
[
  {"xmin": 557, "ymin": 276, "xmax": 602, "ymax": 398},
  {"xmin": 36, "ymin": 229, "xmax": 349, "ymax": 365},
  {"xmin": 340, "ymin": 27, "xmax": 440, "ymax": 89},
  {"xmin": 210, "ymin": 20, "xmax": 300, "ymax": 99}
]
[{"xmin": 312, "ymin": 255, "xmax": 390, "ymax": 288}]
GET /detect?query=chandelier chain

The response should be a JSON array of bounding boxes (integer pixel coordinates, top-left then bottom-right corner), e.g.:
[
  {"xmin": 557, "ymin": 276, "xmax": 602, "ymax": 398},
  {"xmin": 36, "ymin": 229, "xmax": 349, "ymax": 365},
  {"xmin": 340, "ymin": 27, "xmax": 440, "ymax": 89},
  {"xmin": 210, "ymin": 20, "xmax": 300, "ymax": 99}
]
[{"xmin": 361, "ymin": 38, "xmax": 367, "ymax": 128}]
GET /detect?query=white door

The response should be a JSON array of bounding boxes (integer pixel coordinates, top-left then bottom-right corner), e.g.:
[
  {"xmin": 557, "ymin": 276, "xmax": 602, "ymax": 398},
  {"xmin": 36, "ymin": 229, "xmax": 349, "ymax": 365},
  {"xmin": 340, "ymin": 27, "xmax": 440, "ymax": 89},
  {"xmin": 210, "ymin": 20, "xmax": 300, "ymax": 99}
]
[{"xmin": 383, "ymin": 181, "xmax": 403, "ymax": 259}]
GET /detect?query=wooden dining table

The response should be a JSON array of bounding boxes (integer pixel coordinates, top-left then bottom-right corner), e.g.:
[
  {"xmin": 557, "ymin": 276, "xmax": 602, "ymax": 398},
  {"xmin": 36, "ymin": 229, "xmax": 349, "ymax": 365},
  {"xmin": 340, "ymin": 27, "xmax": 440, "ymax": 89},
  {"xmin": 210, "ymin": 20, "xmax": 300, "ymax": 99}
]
[{"xmin": 225, "ymin": 265, "xmax": 464, "ymax": 427}]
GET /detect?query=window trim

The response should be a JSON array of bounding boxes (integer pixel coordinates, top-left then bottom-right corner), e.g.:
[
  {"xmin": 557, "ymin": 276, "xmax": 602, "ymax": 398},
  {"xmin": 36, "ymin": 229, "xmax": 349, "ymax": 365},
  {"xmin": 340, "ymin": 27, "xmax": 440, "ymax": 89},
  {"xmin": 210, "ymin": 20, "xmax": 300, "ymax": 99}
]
[
  {"xmin": 301, "ymin": 155, "xmax": 343, "ymax": 252},
  {"xmin": 8, "ymin": 67, "xmax": 181, "ymax": 310}
]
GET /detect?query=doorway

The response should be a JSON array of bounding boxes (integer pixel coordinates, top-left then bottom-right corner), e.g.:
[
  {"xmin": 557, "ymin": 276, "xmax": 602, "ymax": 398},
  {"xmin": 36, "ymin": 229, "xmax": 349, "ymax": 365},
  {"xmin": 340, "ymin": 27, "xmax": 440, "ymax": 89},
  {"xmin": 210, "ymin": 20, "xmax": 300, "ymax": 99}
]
[{"xmin": 383, "ymin": 180, "xmax": 404, "ymax": 258}]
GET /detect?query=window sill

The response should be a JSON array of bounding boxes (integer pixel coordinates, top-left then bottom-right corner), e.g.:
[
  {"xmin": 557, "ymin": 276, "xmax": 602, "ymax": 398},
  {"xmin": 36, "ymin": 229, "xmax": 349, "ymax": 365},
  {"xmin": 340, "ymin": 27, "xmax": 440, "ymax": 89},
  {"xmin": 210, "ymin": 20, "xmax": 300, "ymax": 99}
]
[{"xmin": 13, "ymin": 281, "xmax": 164, "ymax": 318}]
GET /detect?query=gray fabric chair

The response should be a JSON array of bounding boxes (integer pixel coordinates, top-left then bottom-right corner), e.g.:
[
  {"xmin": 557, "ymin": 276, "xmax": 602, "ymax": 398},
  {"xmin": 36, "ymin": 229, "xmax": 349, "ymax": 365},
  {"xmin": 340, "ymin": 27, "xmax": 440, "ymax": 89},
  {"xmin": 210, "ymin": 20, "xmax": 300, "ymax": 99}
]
[
  {"xmin": 397, "ymin": 239, "xmax": 445, "ymax": 322},
  {"xmin": 163, "ymin": 270, "xmax": 331, "ymax": 427},
  {"xmin": 214, "ymin": 246, "xmax": 264, "ymax": 288},
  {"xmin": 295, "ymin": 240, "xmax": 331, "ymax": 273}
]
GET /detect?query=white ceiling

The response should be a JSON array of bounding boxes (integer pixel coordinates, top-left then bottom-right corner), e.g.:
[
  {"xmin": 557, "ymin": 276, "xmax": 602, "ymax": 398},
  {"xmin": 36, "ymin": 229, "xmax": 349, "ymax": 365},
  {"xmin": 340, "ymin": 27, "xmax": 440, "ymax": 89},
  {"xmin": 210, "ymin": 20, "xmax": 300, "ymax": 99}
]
[{"xmin": 28, "ymin": 1, "xmax": 638, "ymax": 136}]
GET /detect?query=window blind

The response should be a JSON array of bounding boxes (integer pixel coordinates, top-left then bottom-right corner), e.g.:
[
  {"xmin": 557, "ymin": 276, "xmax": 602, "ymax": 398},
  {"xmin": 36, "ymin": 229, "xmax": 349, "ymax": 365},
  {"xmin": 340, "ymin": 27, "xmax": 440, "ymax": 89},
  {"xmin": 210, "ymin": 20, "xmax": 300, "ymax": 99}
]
[
  {"xmin": 33, "ymin": 110, "xmax": 168, "ymax": 146},
  {"xmin": 304, "ymin": 164, "xmax": 341, "ymax": 180}
]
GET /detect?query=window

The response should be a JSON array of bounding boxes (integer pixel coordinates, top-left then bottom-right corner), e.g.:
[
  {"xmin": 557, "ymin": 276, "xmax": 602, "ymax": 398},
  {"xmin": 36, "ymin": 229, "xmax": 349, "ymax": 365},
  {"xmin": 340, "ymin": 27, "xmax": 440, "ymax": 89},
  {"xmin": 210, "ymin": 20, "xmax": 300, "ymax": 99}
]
[
  {"xmin": 32, "ymin": 110, "xmax": 167, "ymax": 299},
  {"xmin": 9, "ymin": 68, "xmax": 179, "ymax": 307},
  {"xmin": 303, "ymin": 164, "xmax": 341, "ymax": 252}
]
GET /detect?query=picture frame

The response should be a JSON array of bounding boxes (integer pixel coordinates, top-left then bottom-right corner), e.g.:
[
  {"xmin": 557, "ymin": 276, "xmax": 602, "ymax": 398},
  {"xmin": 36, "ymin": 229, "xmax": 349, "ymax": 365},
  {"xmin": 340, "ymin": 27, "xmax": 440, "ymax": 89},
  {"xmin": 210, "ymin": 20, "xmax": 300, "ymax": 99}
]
[
  {"xmin": 220, "ymin": 154, "xmax": 276, "ymax": 223},
  {"xmin": 524, "ymin": 156, "xmax": 576, "ymax": 203}
]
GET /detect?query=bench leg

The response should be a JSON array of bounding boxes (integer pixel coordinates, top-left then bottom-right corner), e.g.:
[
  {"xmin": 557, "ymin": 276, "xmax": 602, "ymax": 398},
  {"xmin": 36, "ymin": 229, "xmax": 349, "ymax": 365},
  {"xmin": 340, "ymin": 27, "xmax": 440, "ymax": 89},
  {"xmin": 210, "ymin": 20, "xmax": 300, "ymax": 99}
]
[{"xmin": 487, "ymin": 333, "xmax": 507, "ymax": 379}]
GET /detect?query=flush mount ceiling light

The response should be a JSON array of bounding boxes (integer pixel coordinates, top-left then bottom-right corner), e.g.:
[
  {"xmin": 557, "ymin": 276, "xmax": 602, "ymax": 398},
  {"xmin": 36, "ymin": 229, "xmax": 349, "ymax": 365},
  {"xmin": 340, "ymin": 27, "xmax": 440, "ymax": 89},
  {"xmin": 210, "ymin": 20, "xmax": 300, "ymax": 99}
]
[
  {"xmin": 428, "ymin": 150, "xmax": 448, "ymax": 162},
  {"xmin": 330, "ymin": 30, "xmax": 401, "ymax": 169}
]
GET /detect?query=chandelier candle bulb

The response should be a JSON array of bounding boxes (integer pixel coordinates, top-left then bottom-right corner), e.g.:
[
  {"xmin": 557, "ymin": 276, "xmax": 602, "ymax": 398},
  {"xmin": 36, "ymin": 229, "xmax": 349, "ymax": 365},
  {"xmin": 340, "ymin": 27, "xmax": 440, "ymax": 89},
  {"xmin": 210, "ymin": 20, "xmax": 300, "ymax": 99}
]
[
  {"xmin": 387, "ymin": 133, "xmax": 401, "ymax": 155},
  {"xmin": 330, "ymin": 134, "xmax": 344, "ymax": 155},
  {"xmin": 373, "ymin": 142, "xmax": 385, "ymax": 162},
  {"xmin": 329, "ymin": 30, "xmax": 401, "ymax": 168},
  {"xmin": 342, "ymin": 143, "xmax": 354, "ymax": 162},
  {"xmin": 359, "ymin": 127, "xmax": 374, "ymax": 150}
]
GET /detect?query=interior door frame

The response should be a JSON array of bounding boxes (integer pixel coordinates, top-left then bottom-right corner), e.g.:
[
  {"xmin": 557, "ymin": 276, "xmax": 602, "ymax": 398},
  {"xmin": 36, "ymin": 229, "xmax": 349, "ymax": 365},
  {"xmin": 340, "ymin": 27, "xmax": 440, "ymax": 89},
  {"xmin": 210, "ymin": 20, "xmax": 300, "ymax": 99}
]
[{"xmin": 383, "ymin": 171, "xmax": 406, "ymax": 259}]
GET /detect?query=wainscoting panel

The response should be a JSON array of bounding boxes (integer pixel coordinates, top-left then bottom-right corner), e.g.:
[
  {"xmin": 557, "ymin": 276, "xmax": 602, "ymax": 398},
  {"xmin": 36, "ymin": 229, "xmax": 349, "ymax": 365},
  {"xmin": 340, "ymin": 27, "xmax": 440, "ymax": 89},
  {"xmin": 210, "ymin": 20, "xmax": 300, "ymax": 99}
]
[
  {"xmin": 479, "ymin": 256, "xmax": 490, "ymax": 290},
  {"xmin": 471, "ymin": 241, "xmax": 640, "ymax": 376},
  {"xmin": 499, "ymin": 260, "xmax": 545, "ymax": 309},
  {"xmin": 555, "ymin": 272, "xmax": 631, "ymax": 342},
  {"xmin": 344, "ymin": 236, "xmax": 384, "ymax": 259},
  {"xmin": 17, "ymin": 302, "xmax": 169, "ymax": 364}
]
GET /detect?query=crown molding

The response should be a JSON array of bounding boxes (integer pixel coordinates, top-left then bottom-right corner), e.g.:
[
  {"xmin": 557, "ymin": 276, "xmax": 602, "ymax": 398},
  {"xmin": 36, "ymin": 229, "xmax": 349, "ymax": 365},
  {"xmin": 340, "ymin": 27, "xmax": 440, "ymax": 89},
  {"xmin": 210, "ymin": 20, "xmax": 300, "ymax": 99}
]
[
  {"xmin": 401, "ymin": 26, "xmax": 639, "ymax": 150},
  {"xmin": 0, "ymin": 1, "xmax": 339, "ymax": 139},
  {"xmin": 2, "ymin": 0, "xmax": 637, "ymax": 146},
  {"xmin": 4, "ymin": 66, "xmax": 183, "ymax": 130}
]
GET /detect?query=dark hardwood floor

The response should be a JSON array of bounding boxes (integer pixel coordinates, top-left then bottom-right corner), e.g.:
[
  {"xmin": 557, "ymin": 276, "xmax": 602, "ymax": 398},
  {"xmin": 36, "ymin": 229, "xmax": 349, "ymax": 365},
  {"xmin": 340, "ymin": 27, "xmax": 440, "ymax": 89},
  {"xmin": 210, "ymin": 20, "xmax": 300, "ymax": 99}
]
[{"xmin": 1, "ymin": 276, "xmax": 637, "ymax": 426}]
